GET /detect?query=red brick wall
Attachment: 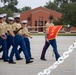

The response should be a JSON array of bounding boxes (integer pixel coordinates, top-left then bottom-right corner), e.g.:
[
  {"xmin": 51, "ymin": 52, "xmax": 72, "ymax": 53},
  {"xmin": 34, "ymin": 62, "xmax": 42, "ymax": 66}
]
[
  {"xmin": 31, "ymin": 11, "xmax": 50, "ymax": 26},
  {"xmin": 20, "ymin": 7, "xmax": 62, "ymax": 23},
  {"xmin": 70, "ymin": 26, "xmax": 76, "ymax": 31},
  {"xmin": 20, "ymin": 7, "xmax": 62, "ymax": 32}
]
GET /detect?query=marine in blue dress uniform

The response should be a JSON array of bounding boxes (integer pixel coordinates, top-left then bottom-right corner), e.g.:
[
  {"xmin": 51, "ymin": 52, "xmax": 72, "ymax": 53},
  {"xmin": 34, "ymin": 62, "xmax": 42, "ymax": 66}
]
[
  {"xmin": 6, "ymin": 17, "xmax": 21, "ymax": 60},
  {"xmin": 18, "ymin": 20, "xmax": 34, "ymax": 60},
  {"xmin": 0, "ymin": 13, "xmax": 8, "ymax": 53},
  {"xmin": 0, "ymin": 14, "xmax": 8, "ymax": 62},
  {"xmin": 8, "ymin": 13, "xmax": 33, "ymax": 64},
  {"xmin": 40, "ymin": 16, "xmax": 60, "ymax": 61}
]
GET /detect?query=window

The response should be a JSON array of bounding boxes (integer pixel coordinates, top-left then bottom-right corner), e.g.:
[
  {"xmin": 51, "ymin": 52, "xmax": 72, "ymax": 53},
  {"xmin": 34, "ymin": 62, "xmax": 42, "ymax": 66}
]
[
  {"xmin": 45, "ymin": 21, "xmax": 47, "ymax": 24},
  {"xmin": 35, "ymin": 21, "xmax": 37, "ymax": 26}
]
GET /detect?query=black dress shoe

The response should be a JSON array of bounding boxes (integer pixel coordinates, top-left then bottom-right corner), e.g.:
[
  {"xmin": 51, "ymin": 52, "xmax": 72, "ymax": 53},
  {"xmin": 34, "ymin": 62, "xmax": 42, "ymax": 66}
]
[
  {"xmin": 9, "ymin": 61, "xmax": 16, "ymax": 64},
  {"xmin": 0, "ymin": 57, "xmax": 3, "ymax": 60},
  {"xmin": 4, "ymin": 60, "xmax": 8, "ymax": 62},
  {"xmin": 30, "ymin": 57, "xmax": 34, "ymax": 59},
  {"xmin": 40, "ymin": 58, "xmax": 47, "ymax": 61},
  {"xmin": 26, "ymin": 60, "xmax": 33, "ymax": 64},
  {"xmin": 16, "ymin": 58, "xmax": 23, "ymax": 60},
  {"xmin": 0, "ymin": 48, "xmax": 2, "ymax": 52}
]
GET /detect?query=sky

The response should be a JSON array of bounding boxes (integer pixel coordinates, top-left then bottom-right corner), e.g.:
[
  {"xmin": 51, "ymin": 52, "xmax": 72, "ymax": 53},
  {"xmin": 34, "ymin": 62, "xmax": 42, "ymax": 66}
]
[{"xmin": 0, "ymin": 0, "xmax": 54, "ymax": 9}]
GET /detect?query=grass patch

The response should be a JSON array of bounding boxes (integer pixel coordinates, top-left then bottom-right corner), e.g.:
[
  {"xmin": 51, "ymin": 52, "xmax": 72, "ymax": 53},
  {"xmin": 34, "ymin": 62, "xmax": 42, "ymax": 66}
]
[
  {"xmin": 58, "ymin": 33, "xmax": 76, "ymax": 36},
  {"xmin": 30, "ymin": 33, "xmax": 76, "ymax": 36}
]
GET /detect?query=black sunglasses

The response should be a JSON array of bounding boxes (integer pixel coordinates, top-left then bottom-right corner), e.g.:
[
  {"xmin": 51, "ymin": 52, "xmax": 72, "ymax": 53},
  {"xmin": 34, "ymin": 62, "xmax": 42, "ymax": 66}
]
[
  {"xmin": 4, "ymin": 16, "xmax": 6, "ymax": 18},
  {"xmin": 15, "ymin": 17, "xmax": 20, "ymax": 19},
  {"xmin": 9, "ymin": 20, "xmax": 13, "ymax": 21},
  {"xmin": 22, "ymin": 23, "xmax": 27, "ymax": 25},
  {"xmin": 0, "ymin": 18, "xmax": 3, "ymax": 19}
]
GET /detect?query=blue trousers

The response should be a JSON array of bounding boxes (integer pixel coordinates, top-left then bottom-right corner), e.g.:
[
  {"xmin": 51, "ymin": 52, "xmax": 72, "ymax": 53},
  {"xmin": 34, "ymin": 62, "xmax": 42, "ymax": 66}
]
[
  {"xmin": 0, "ymin": 37, "xmax": 8, "ymax": 60},
  {"xmin": 7, "ymin": 35, "xmax": 20, "ymax": 59},
  {"xmin": 19, "ymin": 38, "xmax": 31, "ymax": 58},
  {"xmin": 9, "ymin": 35, "xmax": 30, "ymax": 62},
  {"xmin": 41, "ymin": 39, "xmax": 60, "ymax": 60},
  {"xmin": 0, "ymin": 33, "xmax": 8, "ymax": 52}
]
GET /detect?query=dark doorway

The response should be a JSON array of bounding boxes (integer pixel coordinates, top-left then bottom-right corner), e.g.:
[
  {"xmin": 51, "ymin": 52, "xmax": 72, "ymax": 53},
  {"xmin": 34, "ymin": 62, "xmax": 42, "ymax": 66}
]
[
  {"xmin": 35, "ymin": 21, "xmax": 37, "ymax": 31},
  {"xmin": 38, "ymin": 21, "xmax": 43, "ymax": 32}
]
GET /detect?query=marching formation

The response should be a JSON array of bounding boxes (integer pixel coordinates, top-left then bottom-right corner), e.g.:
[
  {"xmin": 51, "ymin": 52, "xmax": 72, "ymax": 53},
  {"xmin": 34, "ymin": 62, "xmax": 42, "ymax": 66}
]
[
  {"xmin": 0, "ymin": 13, "xmax": 34, "ymax": 64},
  {"xmin": 0, "ymin": 13, "xmax": 60, "ymax": 64}
]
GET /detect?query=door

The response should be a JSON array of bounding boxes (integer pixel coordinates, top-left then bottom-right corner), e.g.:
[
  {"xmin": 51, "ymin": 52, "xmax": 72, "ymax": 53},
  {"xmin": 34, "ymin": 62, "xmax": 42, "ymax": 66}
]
[{"xmin": 38, "ymin": 21, "xmax": 43, "ymax": 32}]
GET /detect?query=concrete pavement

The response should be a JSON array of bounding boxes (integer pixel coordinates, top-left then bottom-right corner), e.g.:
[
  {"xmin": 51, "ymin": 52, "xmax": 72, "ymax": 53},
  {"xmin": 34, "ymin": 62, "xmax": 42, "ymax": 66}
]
[{"xmin": 0, "ymin": 36, "xmax": 76, "ymax": 75}]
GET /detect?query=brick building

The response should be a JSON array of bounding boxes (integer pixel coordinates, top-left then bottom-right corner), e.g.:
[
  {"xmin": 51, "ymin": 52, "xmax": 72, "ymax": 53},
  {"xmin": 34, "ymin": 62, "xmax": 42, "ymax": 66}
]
[{"xmin": 20, "ymin": 6, "xmax": 62, "ymax": 32}]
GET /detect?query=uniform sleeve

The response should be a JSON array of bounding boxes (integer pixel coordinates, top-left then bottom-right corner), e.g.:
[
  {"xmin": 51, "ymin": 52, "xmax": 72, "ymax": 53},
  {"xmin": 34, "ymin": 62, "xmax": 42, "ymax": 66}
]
[
  {"xmin": 45, "ymin": 22, "xmax": 54, "ymax": 34},
  {"xmin": 0, "ymin": 25, "xmax": 6, "ymax": 35},
  {"xmin": 0, "ymin": 25, "xmax": 2, "ymax": 35},
  {"xmin": 16, "ymin": 24, "xmax": 21, "ymax": 29},
  {"xmin": 50, "ymin": 23, "xmax": 54, "ymax": 26},
  {"xmin": 45, "ymin": 22, "xmax": 49, "ymax": 34},
  {"xmin": 22, "ymin": 28, "xmax": 30, "ymax": 38},
  {"xmin": 22, "ymin": 28, "xmax": 29, "ymax": 35},
  {"xmin": 6, "ymin": 25, "xmax": 10, "ymax": 31},
  {"xmin": 12, "ymin": 23, "xmax": 21, "ymax": 31}
]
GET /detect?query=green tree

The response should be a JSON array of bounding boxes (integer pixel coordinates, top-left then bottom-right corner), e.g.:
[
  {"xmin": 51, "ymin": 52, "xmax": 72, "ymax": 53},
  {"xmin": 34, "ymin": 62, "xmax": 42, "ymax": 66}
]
[
  {"xmin": 8, "ymin": 0, "xmax": 18, "ymax": 6},
  {"xmin": 44, "ymin": 0, "xmax": 76, "ymax": 26},
  {"xmin": 44, "ymin": 1, "xmax": 58, "ymax": 11},
  {"xmin": 0, "ymin": 0, "xmax": 18, "ymax": 6},
  {"xmin": 7, "ymin": 3, "xmax": 19, "ymax": 12},
  {"xmin": 60, "ymin": 3, "xmax": 76, "ymax": 27},
  {"xmin": 54, "ymin": 0, "xmax": 76, "ymax": 7},
  {"xmin": 0, "ymin": 0, "xmax": 20, "ymax": 19},
  {"xmin": 0, "ymin": 0, "xmax": 20, "ymax": 14},
  {"xmin": 0, "ymin": 0, "xmax": 8, "ymax": 6},
  {"xmin": 0, "ymin": 7, "xmax": 4, "ymax": 14},
  {"xmin": 21, "ymin": 6, "xmax": 31, "ymax": 12}
]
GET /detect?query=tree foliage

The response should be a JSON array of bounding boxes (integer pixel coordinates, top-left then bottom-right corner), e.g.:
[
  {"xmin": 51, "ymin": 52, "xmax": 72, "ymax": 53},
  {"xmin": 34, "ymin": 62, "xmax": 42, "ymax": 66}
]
[
  {"xmin": 8, "ymin": 0, "xmax": 18, "ymax": 6},
  {"xmin": 0, "ymin": 0, "xmax": 18, "ymax": 6},
  {"xmin": 44, "ymin": 0, "xmax": 76, "ymax": 26},
  {"xmin": 0, "ymin": 0, "xmax": 20, "ymax": 21},
  {"xmin": 1, "ymin": 0, "xmax": 8, "ymax": 6},
  {"xmin": 54, "ymin": 0, "xmax": 76, "ymax": 6},
  {"xmin": 44, "ymin": 1, "xmax": 58, "ymax": 11},
  {"xmin": 60, "ymin": 3, "xmax": 76, "ymax": 26},
  {"xmin": 0, "ymin": 0, "xmax": 76, "ymax": 26},
  {"xmin": 7, "ymin": 3, "xmax": 19, "ymax": 12},
  {"xmin": 21, "ymin": 6, "xmax": 31, "ymax": 12}
]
